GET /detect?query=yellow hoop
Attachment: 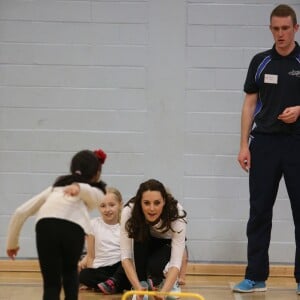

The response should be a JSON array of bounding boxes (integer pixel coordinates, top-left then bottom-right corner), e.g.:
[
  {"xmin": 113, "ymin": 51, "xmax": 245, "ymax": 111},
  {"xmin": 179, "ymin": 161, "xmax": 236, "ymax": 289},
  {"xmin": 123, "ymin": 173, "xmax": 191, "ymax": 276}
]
[{"xmin": 121, "ymin": 290, "xmax": 205, "ymax": 300}]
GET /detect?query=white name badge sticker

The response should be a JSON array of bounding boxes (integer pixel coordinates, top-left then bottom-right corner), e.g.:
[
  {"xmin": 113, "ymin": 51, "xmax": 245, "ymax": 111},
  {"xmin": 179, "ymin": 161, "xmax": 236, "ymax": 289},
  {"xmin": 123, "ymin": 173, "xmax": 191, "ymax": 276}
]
[{"xmin": 264, "ymin": 74, "xmax": 278, "ymax": 84}]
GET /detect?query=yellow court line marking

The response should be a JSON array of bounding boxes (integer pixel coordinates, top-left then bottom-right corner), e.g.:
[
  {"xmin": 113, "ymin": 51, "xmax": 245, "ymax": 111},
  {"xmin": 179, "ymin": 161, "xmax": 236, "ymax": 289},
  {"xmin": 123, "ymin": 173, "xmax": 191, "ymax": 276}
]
[{"xmin": 122, "ymin": 290, "xmax": 205, "ymax": 300}]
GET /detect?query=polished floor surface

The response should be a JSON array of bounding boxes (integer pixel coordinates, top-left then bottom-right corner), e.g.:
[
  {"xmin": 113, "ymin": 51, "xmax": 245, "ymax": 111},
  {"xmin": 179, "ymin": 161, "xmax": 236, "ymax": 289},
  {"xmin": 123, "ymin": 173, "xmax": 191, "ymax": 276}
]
[{"xmin": 0, "ymin": 272, "xmax": 299, "ymax": 300}]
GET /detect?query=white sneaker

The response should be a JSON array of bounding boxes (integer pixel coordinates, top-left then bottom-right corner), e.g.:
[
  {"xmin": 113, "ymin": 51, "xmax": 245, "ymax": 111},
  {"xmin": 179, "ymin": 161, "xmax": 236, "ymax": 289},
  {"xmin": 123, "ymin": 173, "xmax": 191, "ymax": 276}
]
[
  {"xmin": 158, "ymin": 279, "xmax": 181, "ymax": 300},
  {"xmin": 132, "ymin": 294, "xmax": 148, "ymax": 300},
  {"xmin": 166, "ymin": 280, "xmax": 181, "ymax": 300},
  {"xmin": 132, "ymin": 281, "xmax": 148, "ymax": 300}
]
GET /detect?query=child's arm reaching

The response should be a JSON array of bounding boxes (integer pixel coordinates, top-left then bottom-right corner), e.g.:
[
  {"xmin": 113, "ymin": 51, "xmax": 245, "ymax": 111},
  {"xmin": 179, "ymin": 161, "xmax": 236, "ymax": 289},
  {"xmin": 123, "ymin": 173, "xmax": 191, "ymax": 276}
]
[
  {"xmin": 85, "ymin": 234, "xmax": 96, "ymax": 268},
  {"xmin": 6, "ymin": 187, "xmax": 52, "ymax": 257},
  {"xmin": 64, "ymin": 183, "xmax": 105, "ymax": 210}
]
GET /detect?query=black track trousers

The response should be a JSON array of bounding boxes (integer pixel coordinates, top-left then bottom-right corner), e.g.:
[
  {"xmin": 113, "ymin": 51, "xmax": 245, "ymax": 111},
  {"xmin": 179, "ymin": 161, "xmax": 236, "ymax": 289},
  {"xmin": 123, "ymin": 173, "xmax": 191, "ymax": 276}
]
[{"xmin": 246, "ymin": 133, "xmax": 300, "ymax": 282}]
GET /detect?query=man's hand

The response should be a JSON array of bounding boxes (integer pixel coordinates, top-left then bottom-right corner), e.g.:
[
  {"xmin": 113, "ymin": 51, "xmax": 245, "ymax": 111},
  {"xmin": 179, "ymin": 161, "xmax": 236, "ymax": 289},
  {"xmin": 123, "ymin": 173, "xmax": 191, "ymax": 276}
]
[
  {"xmin": 278, "ymin": 106, "xmax": 300, "ymax": 124},
  {"xmin": 238, "ymin": 147, "xmax": 251, "ymax": 172}
]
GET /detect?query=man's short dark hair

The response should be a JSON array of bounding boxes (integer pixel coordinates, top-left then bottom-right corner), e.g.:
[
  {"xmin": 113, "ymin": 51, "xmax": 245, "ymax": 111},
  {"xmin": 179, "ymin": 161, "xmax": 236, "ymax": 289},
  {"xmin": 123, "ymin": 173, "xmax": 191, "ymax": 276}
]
[{"xmin": 270, "ymin": 4, "xmax": 297, "ymax": 25}]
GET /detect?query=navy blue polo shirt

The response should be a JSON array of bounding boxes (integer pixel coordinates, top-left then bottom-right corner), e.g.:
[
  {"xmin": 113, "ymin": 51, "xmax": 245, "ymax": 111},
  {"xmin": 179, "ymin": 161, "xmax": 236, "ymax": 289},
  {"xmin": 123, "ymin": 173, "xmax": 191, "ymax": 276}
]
[{"xmin": 244, "ymin": 42, "xmax": 300, "ymax": 134}]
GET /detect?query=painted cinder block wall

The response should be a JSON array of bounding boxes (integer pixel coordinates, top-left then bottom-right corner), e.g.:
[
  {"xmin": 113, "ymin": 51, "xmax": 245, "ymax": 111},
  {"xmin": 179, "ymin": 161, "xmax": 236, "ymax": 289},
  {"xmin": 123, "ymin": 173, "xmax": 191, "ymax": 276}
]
[{"xmin": 0, "ymin": 0, "xmax": 299, "ymax": 263}]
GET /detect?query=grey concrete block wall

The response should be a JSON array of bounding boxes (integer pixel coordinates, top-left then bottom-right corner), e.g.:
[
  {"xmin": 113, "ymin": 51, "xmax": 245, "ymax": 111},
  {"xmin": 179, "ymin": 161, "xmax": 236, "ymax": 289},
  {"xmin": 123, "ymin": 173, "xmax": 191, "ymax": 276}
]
[
  {"xmin": 185, "ymin": 0, "xmax": 299, "ymax": 264},
  {"xmin": 0, "ymin": 0, "xmax": 299, "ymax": 263}
]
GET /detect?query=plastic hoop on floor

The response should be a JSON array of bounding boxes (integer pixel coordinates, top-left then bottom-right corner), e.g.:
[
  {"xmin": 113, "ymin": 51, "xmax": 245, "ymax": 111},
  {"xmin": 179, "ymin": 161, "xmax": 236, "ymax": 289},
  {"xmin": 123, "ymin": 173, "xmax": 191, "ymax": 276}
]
[{"xmin": 121, "ymin": 290, "xmax": 205, "ymax": 300}]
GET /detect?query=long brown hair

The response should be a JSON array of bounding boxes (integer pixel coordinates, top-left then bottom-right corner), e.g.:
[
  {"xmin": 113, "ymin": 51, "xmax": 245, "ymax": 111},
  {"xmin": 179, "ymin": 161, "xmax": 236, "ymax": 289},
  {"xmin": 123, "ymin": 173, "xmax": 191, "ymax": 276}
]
[{"xmin": 125, "ymin": 179, "xmax": 187, "ymax": 242}]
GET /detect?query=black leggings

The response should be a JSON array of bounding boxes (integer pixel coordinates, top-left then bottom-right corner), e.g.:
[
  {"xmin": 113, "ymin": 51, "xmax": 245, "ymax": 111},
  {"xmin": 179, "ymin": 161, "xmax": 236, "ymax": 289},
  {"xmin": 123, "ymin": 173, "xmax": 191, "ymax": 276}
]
[
  {"xmin": 36, "ymin": 218, "xmax": 85, "ymax": 300},
  {"xmin": 79, "ymin": 262, "xmax": 131, "ymax": 292},
  {"xmin": 134, "ymin": 236, "xmax": 171, "ymax": 286}
]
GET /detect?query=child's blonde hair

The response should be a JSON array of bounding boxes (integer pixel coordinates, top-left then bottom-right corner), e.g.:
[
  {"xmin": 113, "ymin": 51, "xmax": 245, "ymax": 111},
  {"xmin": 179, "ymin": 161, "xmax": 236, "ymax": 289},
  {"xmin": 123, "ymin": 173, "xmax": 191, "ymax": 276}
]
[{"xmin": 105, "ymin": 187, "xmax": 123, "ymax": 222}]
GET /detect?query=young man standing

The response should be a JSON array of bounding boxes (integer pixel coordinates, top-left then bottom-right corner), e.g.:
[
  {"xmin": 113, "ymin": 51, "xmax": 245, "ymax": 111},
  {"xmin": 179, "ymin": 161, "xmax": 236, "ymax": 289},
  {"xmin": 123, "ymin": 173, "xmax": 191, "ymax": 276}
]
[{"xmin": 233, "ymin": 4, "xmax": 300, "ymax": 294}]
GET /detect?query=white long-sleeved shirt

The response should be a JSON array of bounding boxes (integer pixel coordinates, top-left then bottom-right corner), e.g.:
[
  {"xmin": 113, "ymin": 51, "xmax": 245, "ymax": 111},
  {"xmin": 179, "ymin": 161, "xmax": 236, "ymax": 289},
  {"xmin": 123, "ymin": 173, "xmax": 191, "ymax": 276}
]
[
  {"xmin": 6, "ymin": 183, "xmax": 104, "ymax": 250},
  {"xmin": 120, "ymin": 203, "xmax": 187, "ymax": 270}
]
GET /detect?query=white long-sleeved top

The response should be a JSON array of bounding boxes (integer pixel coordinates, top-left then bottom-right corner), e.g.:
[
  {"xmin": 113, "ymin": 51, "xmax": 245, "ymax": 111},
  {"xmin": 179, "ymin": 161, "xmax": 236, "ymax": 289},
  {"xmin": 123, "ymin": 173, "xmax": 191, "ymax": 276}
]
[
  {"xmin": 6, "ymin": 183, "xmax": 104, "ymax": 250},
  {"xmin": 120, "ymin": 203, "xmax": 187, "ymax": 270}
]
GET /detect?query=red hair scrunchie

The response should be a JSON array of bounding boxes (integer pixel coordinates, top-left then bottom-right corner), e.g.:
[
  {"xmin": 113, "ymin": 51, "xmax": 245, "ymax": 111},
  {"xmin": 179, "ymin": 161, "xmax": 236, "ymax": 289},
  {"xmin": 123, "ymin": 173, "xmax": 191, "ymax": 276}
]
[{"xmin": 94, "ymin": 149, "xmax": 107, "ymax": 164}]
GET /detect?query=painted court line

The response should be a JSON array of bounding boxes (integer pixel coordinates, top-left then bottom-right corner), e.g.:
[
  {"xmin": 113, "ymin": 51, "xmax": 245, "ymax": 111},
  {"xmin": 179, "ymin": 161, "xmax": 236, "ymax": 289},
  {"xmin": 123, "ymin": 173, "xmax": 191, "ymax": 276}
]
[{"xmin": 229, "ymin": 282, "xmax": 243, "ymax": 300}]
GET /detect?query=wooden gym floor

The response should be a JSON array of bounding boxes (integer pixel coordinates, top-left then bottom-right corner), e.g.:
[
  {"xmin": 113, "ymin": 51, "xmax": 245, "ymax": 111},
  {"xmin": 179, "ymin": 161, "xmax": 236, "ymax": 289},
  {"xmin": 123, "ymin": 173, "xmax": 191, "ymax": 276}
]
[{"xmin": 0, "ymin": 260, "xmax": 298, "ymax": 300}]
